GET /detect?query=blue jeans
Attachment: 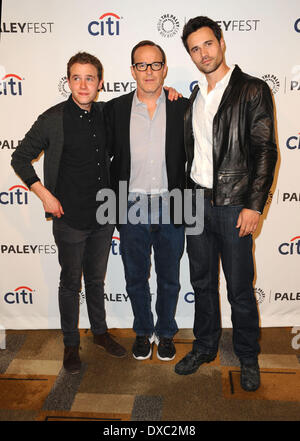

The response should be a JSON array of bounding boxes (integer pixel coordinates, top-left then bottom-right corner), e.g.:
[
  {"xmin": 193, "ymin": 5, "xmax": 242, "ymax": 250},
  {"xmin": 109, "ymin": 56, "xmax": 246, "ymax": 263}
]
[
  {"xmin": 119, "ymin": 194, "xmax": 185, "ymax": 338},
  {"xmin": 53, "ymin": 218, "xmax": 114, "ymax": 346},
  {"xmin": 187, "ymin": 196, "xmax": 260, "ymax": 363}
]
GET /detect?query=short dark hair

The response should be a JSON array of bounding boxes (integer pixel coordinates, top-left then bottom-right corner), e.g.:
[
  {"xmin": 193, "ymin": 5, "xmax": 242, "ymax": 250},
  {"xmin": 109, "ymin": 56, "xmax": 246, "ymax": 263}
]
[
  {"xmin": 181, "ymin": 16, "xmax": 222, "ymax": 52},
  {"xmin": 131, "ymin": 40, "xmax": 166, "ymax": 65},
  {"xmin": 67, "ymin": 52, "xmax": 103, "ymax": 80}
]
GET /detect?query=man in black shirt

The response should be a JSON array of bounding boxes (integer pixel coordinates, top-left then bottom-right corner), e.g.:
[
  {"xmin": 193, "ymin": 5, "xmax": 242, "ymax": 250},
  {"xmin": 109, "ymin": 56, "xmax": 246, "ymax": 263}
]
[{"xmin": 11, "ymin": 52, "xmax": 126, "ymax": 374}]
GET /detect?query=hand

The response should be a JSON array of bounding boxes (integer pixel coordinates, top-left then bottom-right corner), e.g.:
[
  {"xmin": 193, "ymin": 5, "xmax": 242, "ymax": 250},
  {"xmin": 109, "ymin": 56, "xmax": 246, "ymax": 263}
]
[
  {"xmin": 164, "ymin": 86, "xmax": 182, "ymax": 101},
  {"xmin": 42, "ymin": 193, "xmax": 64, "ymax": 218},
  {"xmin": 236, "ymin": 208, "xmax": 260, "ymax": 237},
  {"xmin": 31, "ymin": 181, "xmax": 64, "ymax": 218}
]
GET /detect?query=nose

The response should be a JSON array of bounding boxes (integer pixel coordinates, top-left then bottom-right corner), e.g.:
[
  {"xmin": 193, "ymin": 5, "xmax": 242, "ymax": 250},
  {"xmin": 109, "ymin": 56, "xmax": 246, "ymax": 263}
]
[
  {"xmin": 146, "ymin": 64, "xmax": 153, "ymax": 74},
  {"xmin": 200, "ymin": 47, "xmax": 208, "ymax": 59},
  {"xmin": 80, "ymin": 79, "xmax": 87, "ymax": 88}
]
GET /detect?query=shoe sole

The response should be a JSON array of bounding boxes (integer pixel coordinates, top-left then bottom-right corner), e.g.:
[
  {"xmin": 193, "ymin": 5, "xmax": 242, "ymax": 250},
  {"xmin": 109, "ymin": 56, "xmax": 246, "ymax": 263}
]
[
  {"xmin": 63, "ymin": 367, "xmax": 81, "ymax": 375},
  {"xmin": 157, "ymin": 353, "xmax": 175, "ymax": 361},
  {"xmin": 133, "ymin": 348, "xmax": 152, "ymax": 360},
  {"xmin": 95, "ymin": 344, "xmax": 127, "ymax": 358},
  {"xmin": 132, "ymin": 334, "xmax": 155, "ymax": 360},
  {"xmin": 174, "ymin": 357, "xmax": 216, "ymax": 375}
]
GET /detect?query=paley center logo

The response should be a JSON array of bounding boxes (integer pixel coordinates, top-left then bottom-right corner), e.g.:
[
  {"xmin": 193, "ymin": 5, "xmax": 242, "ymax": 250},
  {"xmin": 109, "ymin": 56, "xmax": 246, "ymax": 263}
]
[
  {"xmin": 262, "ymin": 74, "xmax": 280, "ymax": 95},
  {"xmin": 88, "ymin": 12, "xmax": 122, "ymax": 36},
  {"xmin": 0, "ymin": 185, "xmax": 29, "ymax": 205},
  {"xmin": 4, "ymin": 286, "xmax": 35, "ymax": 305},
  {"xmin": 157, "ymin": 14, "xmax": 180, "ymax": 38},
  {"xmin": 58, "ymin": 76, "xmax": 71, "ymax": 98},
  {"xmin": 278, "ymin": 236, "xmax": 300, "ymax": 255},
  {"xmin": 294, "ymin": 18, "xmax": 300, "ymax": 33},
  {"xmin": 0, "ymin": 73, "xmax": 24, "ymax": 96}
]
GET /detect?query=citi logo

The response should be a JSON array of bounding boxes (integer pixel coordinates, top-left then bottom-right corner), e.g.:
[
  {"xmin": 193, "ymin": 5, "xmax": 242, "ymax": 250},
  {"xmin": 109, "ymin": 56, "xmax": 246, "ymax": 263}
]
[
  {"xmin": 88, "ymin": 12, "xmax": 122, "ymax": 36},
  {"xmin": 0, "ymin": 74, "xmax": 23, "ymax": 96},
  {"xmin": 184, "ymin": 292, "xmax": 195, "ymax": 303},
  {"xmin": 111, "ymin": 236, "xmax": 121, "ymax": 255},
  {"xmin": 278, "ymin": 236, "xmax": 300, "ymax": 255},
  {"xmin": 286, "ymin": 133, "xmax": 300, "ymax": 149},
  {"xmin": 4, "ymin": 286, "xmax": 34, "ymax": 304},
  {"xmin": 0, "ymin": 185, "xmax": 29, "ymax": 205}
]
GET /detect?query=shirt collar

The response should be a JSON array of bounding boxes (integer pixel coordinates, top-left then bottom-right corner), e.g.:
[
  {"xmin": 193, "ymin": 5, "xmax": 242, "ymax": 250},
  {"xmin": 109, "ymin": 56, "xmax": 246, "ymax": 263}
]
[
  {"xmin": 133, "ymin": 88, "xmax": 165, "ymax": 107},
  {"xmin": 67, "ymin": 94, "xmax": 96, "ymax": 117},
  {"xmin": 197, "ymin": 65, "xmax": 234, "ymax": 95}
]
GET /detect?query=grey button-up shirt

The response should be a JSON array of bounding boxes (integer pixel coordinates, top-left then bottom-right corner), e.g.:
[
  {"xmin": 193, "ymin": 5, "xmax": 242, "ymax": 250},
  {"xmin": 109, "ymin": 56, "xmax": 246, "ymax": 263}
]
[{"xmin": 129, "ymin": 89, "xmax": 168, "ymax": 194}]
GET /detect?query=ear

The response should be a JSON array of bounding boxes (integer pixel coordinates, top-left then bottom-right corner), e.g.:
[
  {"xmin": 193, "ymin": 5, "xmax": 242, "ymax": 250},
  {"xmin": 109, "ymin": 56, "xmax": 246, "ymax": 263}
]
[
  {"xmin": 220, "ymin": 37, "xmax": 225, "ymax": 52},
  {"xmin": 130, "ymin": 65, "xmax": 136, "ymax": 81},
  {"xmin": 98, "ymin": 79, "xmax": 104, "ymax": 91},
  {"xmin": 163, "ymin": 64, "xmax": 168, "ymax": 79}
]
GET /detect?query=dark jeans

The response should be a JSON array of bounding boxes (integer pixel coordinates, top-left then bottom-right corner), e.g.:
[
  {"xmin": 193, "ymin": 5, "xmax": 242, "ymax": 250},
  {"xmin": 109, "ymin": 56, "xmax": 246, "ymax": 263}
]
[
  {"xmin": 119, "ymin": 195, "xmax": 185, "ymax": 338},
  {"xmin": 53, "ymin": 218, "xmax": 114, "ymax": 347},
  {"xmin": 187, "ymin": 196, "xmax": 260, "ymax": 363}
]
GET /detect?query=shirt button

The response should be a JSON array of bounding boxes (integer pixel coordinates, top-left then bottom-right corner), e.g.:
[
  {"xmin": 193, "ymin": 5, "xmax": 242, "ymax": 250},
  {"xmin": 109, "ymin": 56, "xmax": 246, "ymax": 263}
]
[{"xmin": 93, "ymin": 134, "xmax": 96, "ymax": 137}]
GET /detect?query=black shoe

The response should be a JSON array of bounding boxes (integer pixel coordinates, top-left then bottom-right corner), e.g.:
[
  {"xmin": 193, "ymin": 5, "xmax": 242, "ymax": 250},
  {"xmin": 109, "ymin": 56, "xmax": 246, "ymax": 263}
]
[
  {"xmin": 94, "ymin": 332, "xmax": 127, "ymax": 358},
  {"xmin": 63, "ymin": 345, "xmax": 81, "ymax": 374},
  {"xmin": 240, "ymin": 362, "xmax": 260, "ymax": 391},
  {"xmin": 157, "ymin": 337, "xmax": 176, "ymax": 361},
  {"xmin": 174, "ymin": 350, "xmax": 216, "ymax": 375},
  {"xmin": 132, "ymin": 335, "xmax": 153, "ymax": 360}
]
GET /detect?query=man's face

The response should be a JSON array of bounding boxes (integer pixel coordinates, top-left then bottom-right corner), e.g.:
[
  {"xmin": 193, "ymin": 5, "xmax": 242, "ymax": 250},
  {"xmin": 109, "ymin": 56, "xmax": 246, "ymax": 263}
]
[
  {"xmin": 130, "ymin": 45, "xmax": 167, "ymax": 96},
  {"xmin": 68, "ymin": 62, "xmax": 103, "ymax": 110},
  {"xmin": 186, "ymin": 26, "xmax": 225, "ymax": 76}
]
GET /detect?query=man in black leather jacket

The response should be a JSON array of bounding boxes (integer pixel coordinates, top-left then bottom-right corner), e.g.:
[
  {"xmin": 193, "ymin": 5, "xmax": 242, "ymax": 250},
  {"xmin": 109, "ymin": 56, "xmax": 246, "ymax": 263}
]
[{"xmin": 174, "ymin": 16, "xmax": 277, "ymax": 391}]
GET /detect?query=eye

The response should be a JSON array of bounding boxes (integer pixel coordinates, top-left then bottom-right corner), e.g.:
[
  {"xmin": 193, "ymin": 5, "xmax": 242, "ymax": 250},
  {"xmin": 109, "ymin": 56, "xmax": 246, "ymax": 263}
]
[{"xmin": 191, "ymin": 47, "xmax": 199, "ymax": 54}]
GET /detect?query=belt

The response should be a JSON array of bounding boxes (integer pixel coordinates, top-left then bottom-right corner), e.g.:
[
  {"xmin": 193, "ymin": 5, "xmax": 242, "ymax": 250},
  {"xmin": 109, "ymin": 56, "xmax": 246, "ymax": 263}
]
[{"xmin": 194, "ymin": 184, "xmax": 213, "ymax": 199}]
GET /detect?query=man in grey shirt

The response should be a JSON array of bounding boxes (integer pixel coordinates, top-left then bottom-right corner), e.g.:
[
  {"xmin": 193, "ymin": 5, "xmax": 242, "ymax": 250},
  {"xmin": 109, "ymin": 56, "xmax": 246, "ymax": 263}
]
[{"xmin": 105, "ymin": 40, "xmax": 188, "ymax": 361}]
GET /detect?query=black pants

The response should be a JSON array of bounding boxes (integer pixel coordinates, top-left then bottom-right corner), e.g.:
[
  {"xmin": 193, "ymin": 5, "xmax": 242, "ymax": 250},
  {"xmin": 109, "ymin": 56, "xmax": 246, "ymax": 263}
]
[
  {"xmin": 187, "ymin": 197, "xmax": 260, "ymax": 364},
  {"xmin": 53, "ymin": 218, "xmax": 114, "ymax": 347}
]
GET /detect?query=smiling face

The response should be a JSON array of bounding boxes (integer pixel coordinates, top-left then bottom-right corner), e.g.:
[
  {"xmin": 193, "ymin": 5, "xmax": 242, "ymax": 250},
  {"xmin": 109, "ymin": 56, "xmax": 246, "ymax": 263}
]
[
  {"xmin": 130, "ymin": 45, "xmax": 167, "ymax": 99},
  {"xmin": 68, "ymin": 62, "xmax": 103, "ymax": 111},
  {"xmin": 186, "ymin": 26, "xmax": 226, "ymax": 77}
]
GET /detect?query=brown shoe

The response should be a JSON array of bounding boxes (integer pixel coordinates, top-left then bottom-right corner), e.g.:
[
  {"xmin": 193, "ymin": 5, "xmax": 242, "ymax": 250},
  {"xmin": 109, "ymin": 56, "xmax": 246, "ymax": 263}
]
[
  {"xmin": 93, "ymin": 332, "xmax": 127, "ymax": 358},
  {"xmin": 63, "ymin": 345, "xmax": 81, "ymax": 374}
]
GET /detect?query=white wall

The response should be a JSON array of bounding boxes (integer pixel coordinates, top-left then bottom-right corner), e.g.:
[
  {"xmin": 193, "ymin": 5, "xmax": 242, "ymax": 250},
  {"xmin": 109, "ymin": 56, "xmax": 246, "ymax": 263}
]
[{"xmin": 1, "ymin": 0, "xmax": 299, "ymax": 330}]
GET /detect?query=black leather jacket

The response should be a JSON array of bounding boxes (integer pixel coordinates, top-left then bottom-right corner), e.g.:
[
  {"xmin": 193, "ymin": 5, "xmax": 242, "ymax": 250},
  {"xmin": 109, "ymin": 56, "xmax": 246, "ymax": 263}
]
[{"xmin": 185, "ymin": 65, "xmax": 277, "ymax": 213}]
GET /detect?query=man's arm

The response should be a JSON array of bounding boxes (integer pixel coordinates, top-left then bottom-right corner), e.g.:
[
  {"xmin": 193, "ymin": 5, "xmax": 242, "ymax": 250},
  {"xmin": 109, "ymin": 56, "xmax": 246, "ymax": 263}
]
[
  {"xmin": 11, "ymin": 113, "xmax": 63, "ymax": 217},
  {"xmin": 238, "ymin": 81, "xmax": 277, "ymax": 236},
  {"xmin": 245, "ymin": 81, "xmax": 277, "ymax": 213},
  {"xmin": 31, "ymin": 181, "xmax": 64, "ymax": 218}
]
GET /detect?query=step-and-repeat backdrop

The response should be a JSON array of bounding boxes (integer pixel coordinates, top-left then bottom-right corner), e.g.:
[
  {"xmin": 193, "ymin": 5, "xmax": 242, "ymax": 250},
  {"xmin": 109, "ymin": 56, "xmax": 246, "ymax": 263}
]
[{"xmin": 1, "ymin": 0, "xmax": 299, "ymax": 330}]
